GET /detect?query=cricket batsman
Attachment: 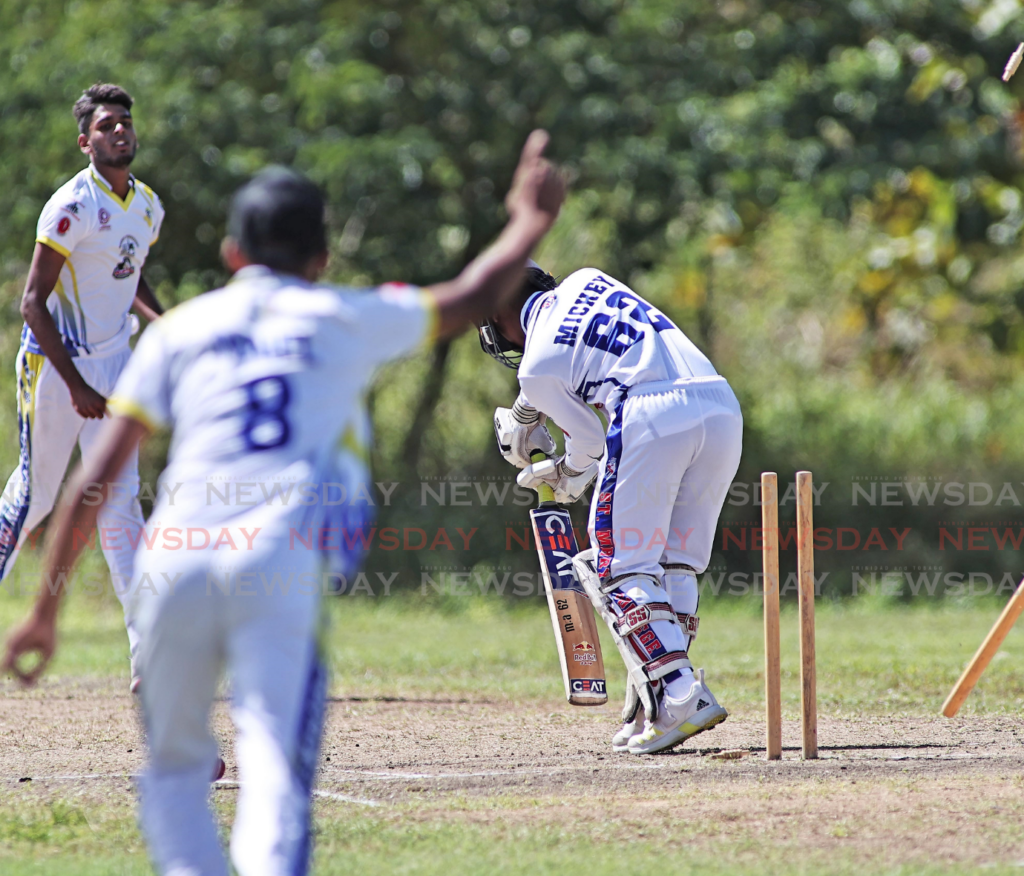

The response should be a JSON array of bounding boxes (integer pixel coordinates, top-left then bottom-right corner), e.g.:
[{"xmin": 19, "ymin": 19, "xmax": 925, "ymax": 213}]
[
  {"xmin": 3, "ymin": 131, "xmax": 565, "ymax": 875},
  {"xmin": 480, "ymin": 265, "xmax": 743, "ymax": 754}
]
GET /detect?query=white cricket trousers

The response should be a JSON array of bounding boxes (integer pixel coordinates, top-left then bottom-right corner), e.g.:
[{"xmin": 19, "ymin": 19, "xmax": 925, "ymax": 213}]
[
  {"xmin": 588, "ymin": 376, "xmax": 743, "ymax": 661},
  {"xmin": 0, "ymin": 342, "xmax": 143, "ymax": 655},
  {"xmin": 132, "ymin": 550, "xmax": 325, "ymax": 876}
]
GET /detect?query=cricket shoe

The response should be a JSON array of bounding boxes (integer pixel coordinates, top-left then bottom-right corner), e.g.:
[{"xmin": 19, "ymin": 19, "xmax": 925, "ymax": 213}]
[
  {"xmin": 612, "ymin": 717, "xmax": 641, "ymax": 753},
  {"xmin": 627, "ymin": 669, "xmax": 727, "ymax": 755}
]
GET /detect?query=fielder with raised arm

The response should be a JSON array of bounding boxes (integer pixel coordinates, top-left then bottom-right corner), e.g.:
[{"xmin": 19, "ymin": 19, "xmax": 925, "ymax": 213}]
[
  {"xmin": 481, "ymin": 264, "xmax": 742, "ymax": 754},
  {"xmin": 3, "ymin": 132, "xmax": 564, "ymax": 876},
  {"xmin": 0, "ymin": 83, "xmax": 164, "ymax": 690}
]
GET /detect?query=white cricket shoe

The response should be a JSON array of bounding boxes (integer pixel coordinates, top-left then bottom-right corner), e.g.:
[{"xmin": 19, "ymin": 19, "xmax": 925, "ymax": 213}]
[
  {"xmin": 612, "ymin": 717, "xmax": 641, "ymax": 753},
  {"xmin": 627, "ymin": 669, "xmax": 727, "ymax": 755}
]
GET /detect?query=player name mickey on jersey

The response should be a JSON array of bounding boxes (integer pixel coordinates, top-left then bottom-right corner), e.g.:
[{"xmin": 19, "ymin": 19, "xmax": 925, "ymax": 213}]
[
  {"xmin": 552, "ymin": 277, "xmax": 606, "ymax": 347},
  {"xmin": 553, "ymin": 274, "xmax": 673, "ymax": 348}
]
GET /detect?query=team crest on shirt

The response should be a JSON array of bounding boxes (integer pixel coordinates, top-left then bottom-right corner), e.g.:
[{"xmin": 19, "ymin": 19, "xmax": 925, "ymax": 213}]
[
  {"xmin": 113, "ymin": 235, "xmax": 139, "ymax": 280},
  {"xmin": 98, "ymin": 207, "xmax": 111, "ymax": 230},
  {"xmin": 57, "ymin": 217, "xmax": 71, "ymax": 235}
]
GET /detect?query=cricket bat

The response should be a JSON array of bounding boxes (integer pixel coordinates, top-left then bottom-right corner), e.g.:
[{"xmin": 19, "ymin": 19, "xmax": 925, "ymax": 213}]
[{"xmin": 528, "ymin": 451, "xmax": 607, "ymax": 705}]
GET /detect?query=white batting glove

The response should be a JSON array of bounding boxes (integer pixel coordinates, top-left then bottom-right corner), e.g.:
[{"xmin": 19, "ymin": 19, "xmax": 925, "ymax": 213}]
[
  {"xmin": 517, "ymin": 456, "xmax": 599, "ymax": 504},
  {"xmin": 493, "ymin": 401, "xmax": 556, "ymax": 468}
]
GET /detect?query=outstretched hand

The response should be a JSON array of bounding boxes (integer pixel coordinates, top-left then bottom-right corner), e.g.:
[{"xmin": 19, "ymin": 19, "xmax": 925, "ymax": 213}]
[
  {"xmin": 2, "ymin": 612, "xmax": 56, "ymax": 686},
  {"xmin": 505, "ymin": 130, "xmax": 566, "ymax": 231}
]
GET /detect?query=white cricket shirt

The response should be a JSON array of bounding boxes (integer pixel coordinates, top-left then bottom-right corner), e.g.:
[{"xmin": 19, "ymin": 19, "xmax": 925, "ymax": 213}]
[
  {"xmin": 108, "ymin": 266, "xmax": 435, "ymax": 557},
  {"xmin": 32, "ymin": 166, "xmax": 164, "ymax": 356},
  {"xmin": 517, "ymin": 268, "xmax": 718, "ymax": 469}
]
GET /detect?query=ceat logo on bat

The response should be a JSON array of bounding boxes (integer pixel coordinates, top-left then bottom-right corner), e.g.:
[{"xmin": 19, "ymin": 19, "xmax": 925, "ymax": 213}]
[{"xmin": 572, "ymin": 641, "xmax": 597, "ymax": 664}]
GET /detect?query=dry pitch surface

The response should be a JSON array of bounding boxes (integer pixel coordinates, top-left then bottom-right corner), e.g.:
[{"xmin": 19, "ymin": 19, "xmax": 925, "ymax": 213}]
[{"xmin": 3, "ymin": 678, "xmax": 1024, "ymax": 873}]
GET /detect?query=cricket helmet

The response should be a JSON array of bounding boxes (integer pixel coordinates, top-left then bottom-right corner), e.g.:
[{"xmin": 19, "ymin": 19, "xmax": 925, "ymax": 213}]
[{"xmin": 478, "ymin": 263, "xmax": 557, "ymax": 369}]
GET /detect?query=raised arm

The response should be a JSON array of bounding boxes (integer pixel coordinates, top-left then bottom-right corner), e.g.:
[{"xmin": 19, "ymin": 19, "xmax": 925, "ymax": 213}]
[
  {"xmin": 428, "ymin": 130, "xmax": 565, "ymax": 339},
  {"xmin": 2, "ymin": 414, "xmax": 149, "ymax": 683}
]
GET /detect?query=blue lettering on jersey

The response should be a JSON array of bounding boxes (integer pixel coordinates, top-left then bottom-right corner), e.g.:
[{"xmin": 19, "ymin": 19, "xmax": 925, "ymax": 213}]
[
  {"xmin": 605, "ymin": 290, "xmax": 674, "ymax": 332},
  {"xmin": 554, "ymin": 324, "xmax": 578, "ymax": 346},
  {"xmin": 574, "ymin": 374, "xmax": 627, "ymax": 402},
  {"xmin": 206, "ymin": 333, "xmax": 315, "ymax": 363},
  {"xmin": 552, "ymin": 280, "xmax": 606, "ymax": 347}
]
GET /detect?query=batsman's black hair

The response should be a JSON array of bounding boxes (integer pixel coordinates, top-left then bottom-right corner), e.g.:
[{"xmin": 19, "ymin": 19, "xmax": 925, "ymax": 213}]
[
  {"xmin": 228, "ymin": 166, "xmax": 328, "ymax": 275},
  {"xmin": 522, "ymin": 265, "xmax": 558, "ymax": 298}
]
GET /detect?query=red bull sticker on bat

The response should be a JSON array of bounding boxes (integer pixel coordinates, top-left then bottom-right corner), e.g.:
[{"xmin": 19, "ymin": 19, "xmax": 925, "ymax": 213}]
[{"xmin": 572, "ymin": 641, "xmax": 598, "ymax": 665}]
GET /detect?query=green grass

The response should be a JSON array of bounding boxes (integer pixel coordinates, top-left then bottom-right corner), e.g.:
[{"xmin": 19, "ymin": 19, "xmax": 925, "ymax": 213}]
[
  {"xmin": 4, "ymin": 551, "xmax": 1022, "ymax": 715},
  {"xmin": 3, "ymin": 790, "xmax": 1024, "ymax": 876},
  {"xmin": 323, "ymin": 590, "xmax": 1024, "ymax": 716},
  {"xmin": 5, "ymin": 562, "xmax": 1024, "ymax": 874}
]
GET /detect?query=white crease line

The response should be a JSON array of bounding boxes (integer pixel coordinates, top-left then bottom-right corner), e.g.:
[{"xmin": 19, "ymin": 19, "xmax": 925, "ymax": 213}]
[
  {"xmin": 6, "ymin": 751, "xmax": 1000, "ymax": 787},
  {"xmin": 312, "ymin": 789, "xmax": 382, "ymax": 807},
  {"xmin": 211, "ymin": 781, "xmax": 382, "ymax": 807},
  {"xmin": 3, "ymin": 774, "xmax": 381, "ymax": 807},
  {"xmin": 323, "ymin": 753, "xmax": 1006, "ymax": 782},
  {"xmin": 327, "ymin": 761, "xmax": 690, "ymax": 781},
  {"xmin": 5, "ymin": 773, "xmax": 138, "ymax": 781}
]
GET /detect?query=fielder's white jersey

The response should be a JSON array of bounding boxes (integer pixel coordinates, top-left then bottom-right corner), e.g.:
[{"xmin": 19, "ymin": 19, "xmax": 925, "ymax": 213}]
[
  {"xmin": 32, "ymin": 166, "xmax": 164, "ymax": 356},
  {"xmin": 108, "ymin": 265, "xmax": 434, "ymax": 562},
  {"xmin": 517, "ymin": 268, "xmax": 717, "ymax": 470}
]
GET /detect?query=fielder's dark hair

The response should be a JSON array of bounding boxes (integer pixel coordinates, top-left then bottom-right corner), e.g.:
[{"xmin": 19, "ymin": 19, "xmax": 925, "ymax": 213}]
[
  {"xmin": 228, "ymin": 167, "xmax": 328, "ymax": 274},
  {"xmin": 73, "ymin": 83, "xmax": 133, "ymax": 135}
]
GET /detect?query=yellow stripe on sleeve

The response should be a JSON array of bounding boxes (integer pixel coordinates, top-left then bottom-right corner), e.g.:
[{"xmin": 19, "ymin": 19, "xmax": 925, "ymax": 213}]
[
  {"xmin": 37, "ymin": 236, "xmax": 71, "ymax": 258},
  {"xmin": 420, "ymin": 291, "xmax": 440, "ymax": 345},
  {"xmin": 107, "ymin": 396, "xmax": 161, "ymax": 432}
]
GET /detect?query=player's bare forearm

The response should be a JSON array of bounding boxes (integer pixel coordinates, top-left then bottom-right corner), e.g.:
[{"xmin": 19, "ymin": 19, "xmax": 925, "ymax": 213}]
[
  {"xmin": 429, "ymin": 130, "xmax": 564, "ymax": 339},
  {"xmin": 21, "ymin": 243, "xmax": 107, "ymax": 418},
  {"xmin": 21, "ymin": 243, "xmax": 83, "ymax": 389},
  {"xmin": 132, "ymin": 276, "xmax": 163, "ymax": 322},
  {"xmin": 35, "ymin": 415, "xmax": 148, "ymax": 621},
  {"xmin": 431, "ymin": 213, "xmax": 553, "ymax": 338}
]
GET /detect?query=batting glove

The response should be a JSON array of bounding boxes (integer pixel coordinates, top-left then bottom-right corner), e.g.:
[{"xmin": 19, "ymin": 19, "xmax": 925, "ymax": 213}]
[
  {"xmin": 517, "ymin": 456, "xmax": 598, "ymax": 504},
  {"xmin": 493, "ymin": 401, "xmax": 556, "ymax": 468}
]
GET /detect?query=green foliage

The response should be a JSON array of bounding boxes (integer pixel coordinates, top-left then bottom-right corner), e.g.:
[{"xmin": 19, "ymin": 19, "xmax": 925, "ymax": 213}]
[{"xmin": 3, "ymin": 1, "xmax": 1024, "ymax": 590}]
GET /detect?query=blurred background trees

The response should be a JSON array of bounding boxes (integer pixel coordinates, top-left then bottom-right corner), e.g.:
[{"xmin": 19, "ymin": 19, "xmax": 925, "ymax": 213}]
[{"xmin": 4, "ymin": 0, "xmax": 1024, "ymax": 594}]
